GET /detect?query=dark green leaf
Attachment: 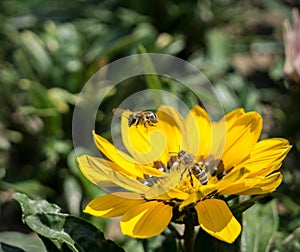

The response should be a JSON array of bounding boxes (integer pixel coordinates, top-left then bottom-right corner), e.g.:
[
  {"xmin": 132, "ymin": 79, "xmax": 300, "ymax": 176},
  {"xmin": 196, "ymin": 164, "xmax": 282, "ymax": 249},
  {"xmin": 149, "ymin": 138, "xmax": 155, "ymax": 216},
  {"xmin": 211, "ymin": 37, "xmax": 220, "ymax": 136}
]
[
  {"xmin": 157, "ymin": 232, "xmax": 179, "ymax": 252},
  {"xmin": 194, "ymin": 227, "xmax": 240, "ymax": 252},
  {"xmin": 64, "ymin": 216, "xmax": 124, "ymax": 252},
  {"xmin": 13, "ymin": 192, "xmax": 124, "ymax": 252}
]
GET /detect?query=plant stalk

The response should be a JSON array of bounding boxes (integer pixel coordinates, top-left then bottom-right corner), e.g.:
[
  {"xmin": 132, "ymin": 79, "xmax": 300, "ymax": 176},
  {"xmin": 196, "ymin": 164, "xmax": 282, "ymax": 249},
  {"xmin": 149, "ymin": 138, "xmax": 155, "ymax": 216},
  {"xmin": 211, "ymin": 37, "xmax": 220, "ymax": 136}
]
[{"xmin": 183, "ymin": 220, "xmax": 194, "ymax": 252}]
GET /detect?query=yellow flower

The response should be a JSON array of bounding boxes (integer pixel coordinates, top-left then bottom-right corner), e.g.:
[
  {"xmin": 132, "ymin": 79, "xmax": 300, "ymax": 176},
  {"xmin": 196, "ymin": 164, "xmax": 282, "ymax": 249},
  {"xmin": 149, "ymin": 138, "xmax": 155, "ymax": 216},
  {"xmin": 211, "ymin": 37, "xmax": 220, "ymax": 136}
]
[{"xmin": 77, "ymin": 105, "xmax": 291, "ymax": 243}]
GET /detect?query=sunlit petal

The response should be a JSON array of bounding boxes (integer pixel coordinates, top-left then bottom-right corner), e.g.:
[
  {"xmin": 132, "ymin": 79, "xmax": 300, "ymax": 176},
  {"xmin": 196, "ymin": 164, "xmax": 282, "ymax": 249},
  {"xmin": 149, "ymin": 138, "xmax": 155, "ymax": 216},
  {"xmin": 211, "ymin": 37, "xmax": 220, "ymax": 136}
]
[
  {"xmin": 221, "ymin": 112, "xmax": 262, "ymax": 170},
  {"xmin": 93, "ymin": 132, "xmax": 147, "ymax": 176},
  {"xmin": 238, "ymin": 138, "xmax": 292, "ymax": 176},
  {"xmin": 84, "ymin": 192, "xmax": 144, "ymax": 218},
  {"xmin": 157, "ymin": 105, "xmax": 186, "ymax": 153},
  {"xmin": 77, "ymin": 155, "xmax": 150, "ymax": 193},
  {"xmin": 195, "ymin": 199, "xmax": 241, "ymax": 243},
  {"xmin": 224, "ymin": 108, "xmax": 245, "ymax": 129},
  {"xmin": 185, "ymin": 105, "xmax": 212, "ymax": 157},
  {"xmin": 235, "ymin": 173, "xmax": 283, "ymax": 195},
  {"xmin": 120, "ymin": 201, "xmax": 173, "ymax": 238},
  {"xmin": 218, "ymin": 172, "xmax": 282, "ymax": 195}
]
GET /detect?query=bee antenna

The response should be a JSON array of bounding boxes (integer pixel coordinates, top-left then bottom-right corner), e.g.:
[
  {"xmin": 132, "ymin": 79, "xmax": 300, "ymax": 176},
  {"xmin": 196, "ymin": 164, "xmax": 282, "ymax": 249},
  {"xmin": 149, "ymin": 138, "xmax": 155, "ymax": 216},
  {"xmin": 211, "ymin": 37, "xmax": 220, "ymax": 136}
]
[{"xmin": 169, "ymin": 145, "xmax": 182, "ymax": 155}]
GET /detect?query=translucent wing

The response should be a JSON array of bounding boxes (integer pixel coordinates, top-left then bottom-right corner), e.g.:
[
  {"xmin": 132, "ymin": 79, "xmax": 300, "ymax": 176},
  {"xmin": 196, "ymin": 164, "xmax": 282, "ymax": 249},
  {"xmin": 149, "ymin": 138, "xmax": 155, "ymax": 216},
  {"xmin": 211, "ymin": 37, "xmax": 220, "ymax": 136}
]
[
  {"xmin": 112, "ymin": 108, "xmax": 132, "ymax": 118},
  {"xmin": 141, "ymin": 161, "xmax": 190, "ymax": 198}
]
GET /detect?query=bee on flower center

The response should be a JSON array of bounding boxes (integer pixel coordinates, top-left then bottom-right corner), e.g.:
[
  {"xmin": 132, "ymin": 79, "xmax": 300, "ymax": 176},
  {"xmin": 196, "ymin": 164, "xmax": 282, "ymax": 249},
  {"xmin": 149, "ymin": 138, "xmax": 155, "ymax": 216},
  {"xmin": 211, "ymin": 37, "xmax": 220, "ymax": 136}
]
[
  {"xmin": 113, "ymin": 108, "xmax": 159, "ymax": 128},
  {"xmin": 169, "ymin": 150, "xmax": 225, "ymax": 187}
]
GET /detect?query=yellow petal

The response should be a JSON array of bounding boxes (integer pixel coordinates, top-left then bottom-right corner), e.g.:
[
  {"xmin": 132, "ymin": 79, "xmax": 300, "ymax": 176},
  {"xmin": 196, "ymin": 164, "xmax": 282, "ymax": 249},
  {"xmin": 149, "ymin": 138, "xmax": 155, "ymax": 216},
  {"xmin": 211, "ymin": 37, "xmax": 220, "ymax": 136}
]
[
  {"xmin": 218, "ymin": 172, "xmax": 282, "ymax": 195},
  {"xmin": 84, "ymin": 192, "xmax": 144, "ymax": 218},
  {"xmin": 157, "ymin": 188, "xmax": 190, "ymax": 201},
  {"xmin": 92, "ymin": 132, "xmax": 164, "ymax": 177},
  {"xmin": 236, "ymin": 172, "xmax": 283, "ymax": 195},
  {"xmin": 195, "ymin": 199, "xmax": 241, "ymax": 243},
  {"xmin": 210, "ymin": 108, "xmax": 246, "ymax": 159},
  {"xmin": 221, "ymin": 112, "xmax": 262, "ymax": 170},
  {"xmin": 238, "ymin": 138, "xmax": 292, "ymax": 177},
  {"xmin": 157, "ymin": 105, "xmax": 186, "ymax": 156},
  {"xmin": 120, "ymin": 201, "xmax": 173, "ymax": 238},
  {"xmin": 217, "ymin": 167, "xmax": 250, "ymax": 189},
  {"xmin": 185, "ymin": 105, "xmax": 212, "ymax": 157},
  {"xmin": 224, "ymin": 108, "xmax": 245, "ymax": 129},
  {"xmin": 93, "ymin": 132, "xmax": 146, "ymax": 178},
  {"xmin": 77, "ymin": 155, "xmax": 150, "ymax": 193}
]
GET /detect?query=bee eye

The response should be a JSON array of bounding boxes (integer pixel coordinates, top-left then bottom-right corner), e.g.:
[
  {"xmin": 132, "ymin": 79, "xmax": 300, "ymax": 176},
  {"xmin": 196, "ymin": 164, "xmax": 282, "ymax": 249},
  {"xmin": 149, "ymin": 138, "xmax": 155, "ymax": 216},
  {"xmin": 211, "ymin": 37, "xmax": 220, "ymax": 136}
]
[{"xmin": 178, "ymin": 151, "xmax": 185, "ymax": 158}]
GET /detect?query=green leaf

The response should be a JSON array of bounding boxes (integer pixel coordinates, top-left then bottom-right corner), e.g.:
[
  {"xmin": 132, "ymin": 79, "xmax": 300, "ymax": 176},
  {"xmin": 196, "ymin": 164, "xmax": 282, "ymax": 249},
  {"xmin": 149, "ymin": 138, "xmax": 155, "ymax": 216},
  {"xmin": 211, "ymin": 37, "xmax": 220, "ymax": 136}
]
[
  {"xmin": 63, "ymin": 175, "xmax": 82, "ymax": 216},
  {"xmin": 13, "ymin": 192, "xmax": 61, "ymax": 216},
  {"xmin": 64, "ymin": 216, "xmax": 124, "ymax": 252},
  {"xmin": 205, "ymin": 29, "xmax": 230, "ymax": 72},
  {"xmin": 137, "ymin": 45, "xmax": 163, "ymax": 107},
  {"xmin": 214, "ymin": 82, "xmax": 239, "ymax": 111},
  {"xmin": 241, "ymin": 200, "xmax": 279, "ymax": 252},
  {"xmin": 13, "ymin": 192, "xmax": 124, "ymax": 252},
  {"xmin": 0, "ymin": 231, "xmax": 47, "ymax": 252},
  {"xmin": 138, "ymin": 45, "xmax": 162, "ymax": 90},
  {"xmin": 19, "ymin": 30, "xmax": 52, "ymax": 78}
]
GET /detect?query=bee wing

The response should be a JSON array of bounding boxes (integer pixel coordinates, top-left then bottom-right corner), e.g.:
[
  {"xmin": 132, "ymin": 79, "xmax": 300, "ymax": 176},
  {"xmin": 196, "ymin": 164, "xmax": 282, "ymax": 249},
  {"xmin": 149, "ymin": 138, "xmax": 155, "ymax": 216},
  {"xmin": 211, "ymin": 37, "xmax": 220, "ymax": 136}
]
[
  {"xmin": 143, "ymin": 168, "xmax": 187, "ymax": 197},
  {"xmin": 171, "ymin": 161, "xmax": 191, "ymax": 182},
  {"xmin": 112, "ymin": 108, "xmax": 131, "ymax": 118}
]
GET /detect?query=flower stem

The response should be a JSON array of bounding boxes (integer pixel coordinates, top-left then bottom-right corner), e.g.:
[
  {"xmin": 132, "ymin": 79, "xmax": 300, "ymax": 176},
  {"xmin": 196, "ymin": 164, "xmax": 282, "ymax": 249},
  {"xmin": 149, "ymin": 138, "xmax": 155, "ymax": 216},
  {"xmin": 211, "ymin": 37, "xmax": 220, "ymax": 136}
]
[{"xmin": 183, "ymin": 220, "xmax": 194, "ymax": 252}]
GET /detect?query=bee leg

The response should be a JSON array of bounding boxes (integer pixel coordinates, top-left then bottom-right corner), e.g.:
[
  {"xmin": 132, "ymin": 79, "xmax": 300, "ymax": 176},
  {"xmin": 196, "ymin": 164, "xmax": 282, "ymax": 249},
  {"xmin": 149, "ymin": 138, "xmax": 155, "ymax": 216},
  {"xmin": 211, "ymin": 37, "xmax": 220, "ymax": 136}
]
[
  {"xmin": 179, "ymin": 166, "xmax": 186, "ymax": 180},
  {"xmin": 188, "ymin": 170, "xmax": 194, "ymax": 187},
  {"xmin": 149, "ymin": 122, "xmax": 156, "ymax": 127},
  {"xmin": 135, "ymin": 117, "xmax": 141, "ymax": 127}
]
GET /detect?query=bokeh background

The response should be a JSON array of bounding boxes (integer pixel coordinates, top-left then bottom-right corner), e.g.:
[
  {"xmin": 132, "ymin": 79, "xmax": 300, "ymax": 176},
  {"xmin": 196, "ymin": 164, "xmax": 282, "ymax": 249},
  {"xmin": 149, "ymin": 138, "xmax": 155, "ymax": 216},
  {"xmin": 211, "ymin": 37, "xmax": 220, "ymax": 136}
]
[{"xmin": 1, "ymin": 0, "xmax": 300, "ymax": 251}]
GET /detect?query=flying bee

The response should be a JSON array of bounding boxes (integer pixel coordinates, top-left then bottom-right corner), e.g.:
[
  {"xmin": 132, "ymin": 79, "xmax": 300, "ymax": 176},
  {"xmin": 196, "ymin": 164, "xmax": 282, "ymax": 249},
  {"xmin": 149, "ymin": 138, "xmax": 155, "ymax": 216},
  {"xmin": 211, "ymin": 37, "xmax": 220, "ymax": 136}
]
[
  {"xmin": 112, "ymin": 108, "xmax": 159, "ymax": 128},
  {"xmin": 170, "ymin": 150, "xmax": 208, "ymax": 186}
]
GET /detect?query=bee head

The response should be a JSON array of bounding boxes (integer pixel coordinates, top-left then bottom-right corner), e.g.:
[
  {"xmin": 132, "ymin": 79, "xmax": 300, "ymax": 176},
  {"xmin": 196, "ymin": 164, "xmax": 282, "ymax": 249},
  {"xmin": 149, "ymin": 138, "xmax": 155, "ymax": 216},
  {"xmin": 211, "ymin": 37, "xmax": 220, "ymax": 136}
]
[
  {"xmin": 146, "ymin": 112, "xmax": 158, "ymax": 122},
  {"xmin": 177, "ymin": 150, "xmax": 186, "ymax": 158}
]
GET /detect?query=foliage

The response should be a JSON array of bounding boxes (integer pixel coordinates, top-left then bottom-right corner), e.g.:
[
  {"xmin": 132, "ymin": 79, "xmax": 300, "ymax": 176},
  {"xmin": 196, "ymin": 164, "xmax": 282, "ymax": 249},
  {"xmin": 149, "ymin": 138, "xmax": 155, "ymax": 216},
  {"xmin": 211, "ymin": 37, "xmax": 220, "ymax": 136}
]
[{"xmin": 0, "ymin": 0, "xmax": 300, "ymax": 251}]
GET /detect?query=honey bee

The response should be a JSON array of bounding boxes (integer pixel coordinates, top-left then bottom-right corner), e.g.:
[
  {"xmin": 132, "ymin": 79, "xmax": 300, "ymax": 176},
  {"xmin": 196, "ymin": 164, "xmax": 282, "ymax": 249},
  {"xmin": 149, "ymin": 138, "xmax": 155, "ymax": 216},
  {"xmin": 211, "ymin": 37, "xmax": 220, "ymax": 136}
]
[
  {"xmin": 112, "ymin": 108, "xmax": 159, "ymax": 128},
  {"xmin": 190, "ymin": 164, "xmax": 208, "ymax": 185},
  {"xmin": 170, "ymin": 150, "xmax": 208, "ymax": 186}
]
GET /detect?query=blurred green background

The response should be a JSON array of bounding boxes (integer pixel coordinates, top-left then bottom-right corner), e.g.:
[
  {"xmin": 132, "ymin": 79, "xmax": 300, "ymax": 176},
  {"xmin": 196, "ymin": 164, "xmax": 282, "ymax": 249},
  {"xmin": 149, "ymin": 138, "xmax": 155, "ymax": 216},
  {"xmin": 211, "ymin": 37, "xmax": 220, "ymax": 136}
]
[{"xmin": 1, "ymin": 0, "xmax": 300, "ymax": 251}]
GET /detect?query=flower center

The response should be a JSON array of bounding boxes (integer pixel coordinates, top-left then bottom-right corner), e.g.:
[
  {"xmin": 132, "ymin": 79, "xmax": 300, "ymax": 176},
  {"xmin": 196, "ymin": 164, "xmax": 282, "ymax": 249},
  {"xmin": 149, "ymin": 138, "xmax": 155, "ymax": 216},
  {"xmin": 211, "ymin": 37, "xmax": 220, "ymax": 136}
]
[{"xmin": 140, "ymin": 151, "xmax": 226, "ymax": 190}]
